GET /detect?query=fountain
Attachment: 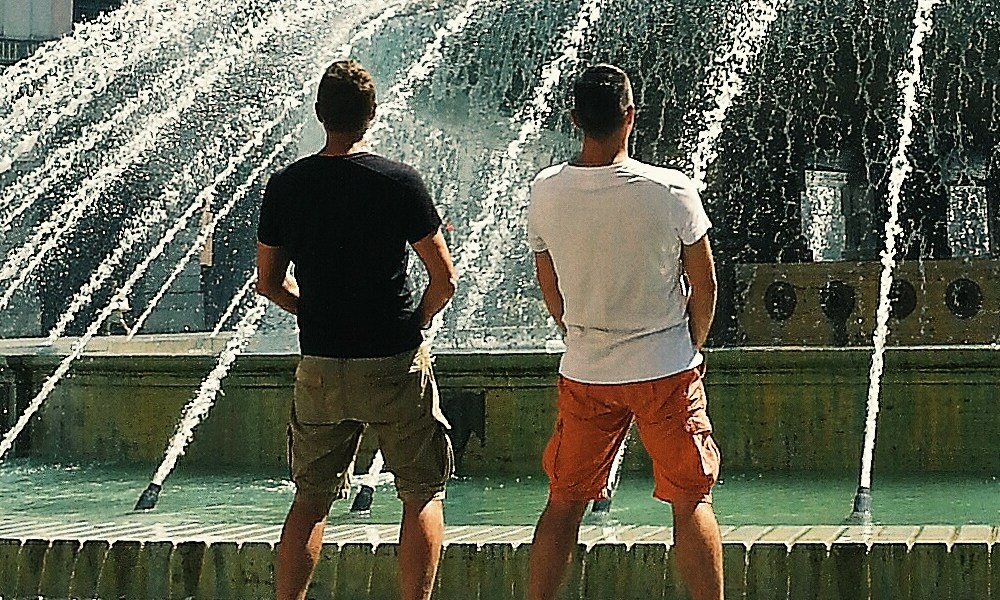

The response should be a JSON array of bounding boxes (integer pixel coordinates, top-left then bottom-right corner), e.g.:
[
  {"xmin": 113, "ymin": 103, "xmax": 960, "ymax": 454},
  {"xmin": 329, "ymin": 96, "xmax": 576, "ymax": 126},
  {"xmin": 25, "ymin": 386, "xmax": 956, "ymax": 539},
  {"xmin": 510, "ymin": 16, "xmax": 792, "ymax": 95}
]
[{"xmin": 1, "ymin": 0, "xmax": 999, "ymax": 597}]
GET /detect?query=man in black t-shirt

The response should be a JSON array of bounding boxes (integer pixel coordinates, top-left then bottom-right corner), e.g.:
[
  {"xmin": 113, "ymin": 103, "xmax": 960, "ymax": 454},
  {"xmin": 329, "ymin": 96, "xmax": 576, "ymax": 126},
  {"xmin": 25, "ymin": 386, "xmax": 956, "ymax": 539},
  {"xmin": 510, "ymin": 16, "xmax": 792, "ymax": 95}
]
[{"xmin": 257, "ymin": 60, "xmax": 457, "ymax": 600}]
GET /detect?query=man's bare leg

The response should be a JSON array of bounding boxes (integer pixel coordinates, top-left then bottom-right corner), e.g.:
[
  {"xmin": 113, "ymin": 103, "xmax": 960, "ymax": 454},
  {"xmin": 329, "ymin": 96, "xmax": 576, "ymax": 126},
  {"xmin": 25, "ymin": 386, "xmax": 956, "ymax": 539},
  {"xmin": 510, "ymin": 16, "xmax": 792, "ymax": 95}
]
[
  {"xmin": 672, "ymin": 500, "xmax": 724, "ymax": 600},
  {"xmin": 399, "ymin": 497, "xmax": 444, "ymax": 600},
  {"xmin": 276, "ymin": 498, "xmax": 329, "ymax": 600},
  {"xmin": 528, "ymin": 498, "xmax": 588, "ymax": 600}
]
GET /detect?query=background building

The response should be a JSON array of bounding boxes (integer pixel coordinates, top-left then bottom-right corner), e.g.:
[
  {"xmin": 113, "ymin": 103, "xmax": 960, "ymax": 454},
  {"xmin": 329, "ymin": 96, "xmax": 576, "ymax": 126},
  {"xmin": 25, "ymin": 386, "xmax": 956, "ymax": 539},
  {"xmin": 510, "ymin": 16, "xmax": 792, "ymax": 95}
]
[{"xmin": 1, "ymin": 0, "xmax": 121, "ymax": 66}]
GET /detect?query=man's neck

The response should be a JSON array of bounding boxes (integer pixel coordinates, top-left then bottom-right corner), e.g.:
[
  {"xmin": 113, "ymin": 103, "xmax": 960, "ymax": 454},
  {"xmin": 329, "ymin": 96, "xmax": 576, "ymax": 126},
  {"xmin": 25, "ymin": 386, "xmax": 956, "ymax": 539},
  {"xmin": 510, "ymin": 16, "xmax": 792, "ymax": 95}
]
[
  {"xmin": 318, "ymin": 132, "xmax": 366, "ymax": 157},
  {"xmin": 572, "ymin": 135, "xmax": 629, "ymax": 167}
]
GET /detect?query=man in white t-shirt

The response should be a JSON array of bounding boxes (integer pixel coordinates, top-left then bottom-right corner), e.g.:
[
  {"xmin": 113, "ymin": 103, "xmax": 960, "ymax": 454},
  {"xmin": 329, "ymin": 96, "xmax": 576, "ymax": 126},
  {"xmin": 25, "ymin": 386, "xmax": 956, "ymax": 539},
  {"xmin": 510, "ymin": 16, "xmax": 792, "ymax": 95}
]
[{"xmin": 526, "ymin": 64, "xmax": 723, "ymax": 600}]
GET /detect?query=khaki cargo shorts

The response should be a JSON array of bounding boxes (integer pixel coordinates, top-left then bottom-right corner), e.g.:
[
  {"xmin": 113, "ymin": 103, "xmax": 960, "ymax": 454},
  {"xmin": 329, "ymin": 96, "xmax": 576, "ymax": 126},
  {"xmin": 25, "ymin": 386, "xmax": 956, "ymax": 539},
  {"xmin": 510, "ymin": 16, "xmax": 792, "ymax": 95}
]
[{"xmin": 288, "ymin": 345, "xmax": 453, "ymax": 508}]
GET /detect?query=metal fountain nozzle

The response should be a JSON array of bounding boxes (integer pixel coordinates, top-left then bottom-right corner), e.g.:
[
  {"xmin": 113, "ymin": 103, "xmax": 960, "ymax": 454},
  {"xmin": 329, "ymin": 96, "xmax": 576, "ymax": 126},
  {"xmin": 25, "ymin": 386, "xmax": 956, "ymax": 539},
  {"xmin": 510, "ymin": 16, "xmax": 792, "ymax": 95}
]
[
  {"xmin": 134, "ymin": 482, "xmax": 162, "ymax": 511},
  {"xmin": 846, "ymin": 485, "xmax": 872, "ymax": 525},
  {"xmin": 349, "ymin": 484, "xmax": 375, "ymax": 513}
]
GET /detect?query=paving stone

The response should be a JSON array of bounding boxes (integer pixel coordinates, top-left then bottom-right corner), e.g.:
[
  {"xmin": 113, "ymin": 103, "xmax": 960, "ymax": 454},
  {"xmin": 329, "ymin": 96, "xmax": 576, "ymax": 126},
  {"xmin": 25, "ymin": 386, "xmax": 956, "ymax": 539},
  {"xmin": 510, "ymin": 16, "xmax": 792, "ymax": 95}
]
[
  {"xmin": 758, "ymin": 525, "xmax": 809, "ymax": 545},
  {"xmin": 239, "ymin": 541, "xmax": 275, "ymax": 599},
  {"xmin": 437, "ymin": 543, "xmax": 481, "ymax": 600},
  {"xmin": 68, "ymin": 539, "xmax": 110, "ymax": 600},
  {"xmin": 169, "ymin": 540, "xmax": 206, "ymax": 600},
  {"xmin": 14, "ymin": 538, "xmax": 48, "ymax": 598},
  {"xmin": 39, "ymin": 539, "xmax": 80, "ymax": 599},
  {"xmin": 333, "ymin": 543, "xmax": 375, "ymax": 599},
  {"xmin": 724, "ymin": 525, "xmax": 773, "ymax": 545},
  {"xmin": 614, "ymin": 525, "xmax": 671, "ymax": 544},
  {"xmin": 0, "ymin": 538, "xmax": 22, "ymax": 595}
]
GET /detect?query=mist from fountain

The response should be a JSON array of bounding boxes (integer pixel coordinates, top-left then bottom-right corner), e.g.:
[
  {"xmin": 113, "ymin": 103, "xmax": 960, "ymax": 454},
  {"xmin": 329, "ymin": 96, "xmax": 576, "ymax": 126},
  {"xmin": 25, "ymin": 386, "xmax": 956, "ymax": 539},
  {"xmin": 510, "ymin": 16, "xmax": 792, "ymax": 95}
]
[
  {"xmin": 444, "ymin": 0, "xmax": 606, "ymax": 339},
  {"xmin": 150, "ymin": 294, "xmax": 270, "ymax": 486},
  {"xmin": 211, "ymin": 270, "xmax": 259, "ymax": 338},
  {"xmin": 0, "ymin": 0, "xmax": 406, "ymax": 460},
  {"xmin": 132, "ymin": 0, "xmax": 480, "ymax": 494}
]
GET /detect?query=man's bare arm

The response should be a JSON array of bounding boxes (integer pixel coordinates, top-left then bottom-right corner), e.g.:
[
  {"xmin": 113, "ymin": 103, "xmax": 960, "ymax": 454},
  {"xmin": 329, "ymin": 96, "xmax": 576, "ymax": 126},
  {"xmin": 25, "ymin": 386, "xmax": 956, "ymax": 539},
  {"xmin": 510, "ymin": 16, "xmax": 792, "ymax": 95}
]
[
  {"xmin": 256, "ymin": 242, "xmax": 299, "ymax": 315},
  {"xmin": 534, "ymin": 250, "xmax": 566, "ymax": 334},
  {"xmin": 411, "ymin": 228, "xmax": 457, "ymax": 328},
  {"xmin": 681, "ymin": 235, "xmax": 717, "ymax": 350}
]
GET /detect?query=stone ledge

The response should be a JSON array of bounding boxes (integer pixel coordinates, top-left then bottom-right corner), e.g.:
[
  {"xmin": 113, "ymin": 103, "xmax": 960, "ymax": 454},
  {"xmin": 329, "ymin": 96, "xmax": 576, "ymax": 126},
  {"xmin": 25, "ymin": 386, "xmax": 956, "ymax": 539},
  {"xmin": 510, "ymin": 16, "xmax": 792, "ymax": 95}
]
[{"xmin": 0, "ymin": 519, "xmax": 995, "ymax": 599}]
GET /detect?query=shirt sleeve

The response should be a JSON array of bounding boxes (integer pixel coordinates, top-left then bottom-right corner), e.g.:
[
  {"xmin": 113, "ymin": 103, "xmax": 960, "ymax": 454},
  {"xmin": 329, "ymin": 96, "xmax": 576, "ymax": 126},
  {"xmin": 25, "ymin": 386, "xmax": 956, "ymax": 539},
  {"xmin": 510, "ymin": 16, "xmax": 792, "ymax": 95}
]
[
  {"xmin": 672, "ymin": 177, "xmax": 712, "ymax": 245},
  {"xmin": 402, "ymin": 169, "xmax": 442, "ymax": 243},
  {"xmin": 526, "ymin": 184, "xmax": 548, "ymax": 253},
  {"xmin": 257, "ymin": 174, "xmax": 284, "ymax": 247}
]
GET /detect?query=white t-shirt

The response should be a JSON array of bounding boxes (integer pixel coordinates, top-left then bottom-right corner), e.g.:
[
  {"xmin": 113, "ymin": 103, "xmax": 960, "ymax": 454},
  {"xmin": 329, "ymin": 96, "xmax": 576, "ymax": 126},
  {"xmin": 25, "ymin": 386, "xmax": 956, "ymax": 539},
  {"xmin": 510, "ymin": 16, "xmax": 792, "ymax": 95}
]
[{"xmin": 527, "ymin": 158, "xmax": 712, "ymax": 384}]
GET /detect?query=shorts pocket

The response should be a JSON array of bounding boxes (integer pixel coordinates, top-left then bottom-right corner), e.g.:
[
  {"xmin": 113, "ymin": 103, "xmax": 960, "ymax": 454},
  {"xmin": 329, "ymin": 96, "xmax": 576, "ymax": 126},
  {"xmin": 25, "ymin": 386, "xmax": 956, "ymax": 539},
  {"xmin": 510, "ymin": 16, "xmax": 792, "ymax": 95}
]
[{"xmin": 294, "ymin": 360, "xmax": 335, "ymax": 425}]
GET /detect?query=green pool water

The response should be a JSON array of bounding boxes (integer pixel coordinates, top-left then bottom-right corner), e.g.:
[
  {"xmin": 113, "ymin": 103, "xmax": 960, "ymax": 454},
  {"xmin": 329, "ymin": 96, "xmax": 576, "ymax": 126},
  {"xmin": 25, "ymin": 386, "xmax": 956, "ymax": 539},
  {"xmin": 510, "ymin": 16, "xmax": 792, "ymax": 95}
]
[{"xmin": 0, "ymin": 460, "xmax": 997, "ymax": 528}]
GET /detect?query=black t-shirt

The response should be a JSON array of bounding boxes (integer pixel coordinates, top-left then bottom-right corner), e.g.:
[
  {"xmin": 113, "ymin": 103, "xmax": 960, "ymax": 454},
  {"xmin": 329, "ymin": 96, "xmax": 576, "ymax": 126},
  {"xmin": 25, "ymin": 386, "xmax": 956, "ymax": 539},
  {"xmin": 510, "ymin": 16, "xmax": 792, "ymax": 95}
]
[{"xmin": 257, "ymin": 153, "xmax": 442, "ymax": 358}]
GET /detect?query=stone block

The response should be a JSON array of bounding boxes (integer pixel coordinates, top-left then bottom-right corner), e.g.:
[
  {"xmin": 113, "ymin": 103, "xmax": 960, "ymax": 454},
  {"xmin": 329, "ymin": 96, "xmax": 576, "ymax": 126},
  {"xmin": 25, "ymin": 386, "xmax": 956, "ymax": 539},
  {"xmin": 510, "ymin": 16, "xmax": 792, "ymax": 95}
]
[
  {"xmin": 198, "ymin": 541, "xmax": 240, "ymax": 599},
  {"xmin": 907, "ymin": 543, "xmax": 952, "ymax": 599},
  {"xmin": 307, "ymin": 543, "xmax": 340, "ymax": 598},
  {"xmin": 169, "ymin": 540, "xmax": 206, "ymax": 599},
  {"xmin": 68, "ymin": 539, "xmax": 110, "ymax": 599},
  {"xmin": 0, "ymin": 539, "xmax": 21, "ymax": 595},
  {"xmin": 746, "ymin": 543, "xmax": 791, "ymax": 598},
  {"xmin": 39, "ymin": 539, "xmax": 80, "ymax": 599},
  {"xmin": 722, "ymin": 543, "xmax": 747, "ymax": 599},
  {"xmin": 512, "ymin": 544, "xmax": 535, "ymax": 600},
  {"xmin": 826, "ymin": 542, "xmax": 869, "ymax": 600},
  {"xmin": 333, "ymin": 543, "xmax": 375, "ymax": 599},
  {"xmin": 477, "ymin": 542, "xmax": 524, "ymax": 600},
  {"xmin": 436, "ymin": 543, "xmax": 481, "ymax": 600},
  {"xmin": 949, "ymin": 541, "xmax": 991, "ymax": 600},
  {"xmin": 369, "ymin": 543, "xmax": 400, "ymax": 600},
  {"xmin": 992, "ymin": 542, "xmax": 1000, "ymax": 600},
  {"xmin": 98, "ymin": 540, "xmax": 144, "ymax": 599},
  {"xmin": 868, "ymin": 542, "xmax": 909, "ymax": 598},
  {"xmin": 787, "ymin": 542, "xmax": 833, "ymax": 598},
  {"xmin": 554, "ymin": 544, "xmax": 586, "ymax": 600},
  {"xmin": 141, "ymin": 541, "xmax": 174, "ymax": 599},
  {"xmin": 581, "ymin": 542, "xmax": 669, "ymax": 600},
  {"xmin": 239, "ymin": 541, "xmax": 275, "ymax": 599},
  {"xmin": 15, "ymin": 538, "xmax": 48, "ymax": 598}
]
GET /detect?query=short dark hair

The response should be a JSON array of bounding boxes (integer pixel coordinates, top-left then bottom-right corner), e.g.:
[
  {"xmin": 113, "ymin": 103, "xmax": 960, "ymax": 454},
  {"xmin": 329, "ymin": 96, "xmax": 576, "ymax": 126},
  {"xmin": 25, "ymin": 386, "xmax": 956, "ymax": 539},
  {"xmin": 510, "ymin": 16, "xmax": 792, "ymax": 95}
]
[
  {"xmin": 316, "ymin": 60, "xmax": 376, "ymax": 134},
  {"xmin": 573, "ymin": 64, "xmax": 632, "ymax": 139}
]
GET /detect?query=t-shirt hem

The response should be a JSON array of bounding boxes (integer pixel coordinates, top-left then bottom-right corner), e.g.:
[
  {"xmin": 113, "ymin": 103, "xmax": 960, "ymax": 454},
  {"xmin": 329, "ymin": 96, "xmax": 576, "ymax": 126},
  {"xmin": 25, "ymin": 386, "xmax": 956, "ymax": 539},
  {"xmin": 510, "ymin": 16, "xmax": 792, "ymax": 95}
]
[{"xmin": 558, "ymin": 352, "xmax": 704, "ymax": 385}]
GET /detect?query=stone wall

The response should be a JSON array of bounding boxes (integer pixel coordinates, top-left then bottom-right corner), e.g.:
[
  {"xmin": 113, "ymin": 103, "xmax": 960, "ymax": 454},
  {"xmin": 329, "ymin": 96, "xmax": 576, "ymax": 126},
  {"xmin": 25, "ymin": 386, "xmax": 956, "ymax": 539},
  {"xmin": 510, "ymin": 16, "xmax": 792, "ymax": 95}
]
[
  {"xmin": 2, "ymin": 346, "xmax": 999, "ymax": 476},
  {"xmin": 0, "ymin": 519, "xmax": 995, "ymax": 600}
]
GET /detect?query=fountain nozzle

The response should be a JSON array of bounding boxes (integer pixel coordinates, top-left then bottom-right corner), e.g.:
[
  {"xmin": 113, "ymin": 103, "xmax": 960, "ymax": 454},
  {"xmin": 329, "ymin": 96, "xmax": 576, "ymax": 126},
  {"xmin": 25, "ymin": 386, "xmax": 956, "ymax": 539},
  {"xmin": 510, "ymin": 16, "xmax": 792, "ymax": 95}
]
[
  {"xmin": 134, "ymin": 482, "xmax": 162, "ymax": 511},
  {"xmin": 350, "ymin": 484, "xmax": 375, "ymax": 513},
  {"xmin": 847, "ymin": 485, "xmax": 872, "ymax": 524}
]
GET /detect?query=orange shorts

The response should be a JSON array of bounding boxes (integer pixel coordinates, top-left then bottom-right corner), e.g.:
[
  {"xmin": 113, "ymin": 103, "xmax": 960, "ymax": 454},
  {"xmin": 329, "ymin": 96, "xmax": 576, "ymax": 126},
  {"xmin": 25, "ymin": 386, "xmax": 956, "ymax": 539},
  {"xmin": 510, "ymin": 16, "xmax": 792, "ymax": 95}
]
[{"xmin": 542, "ymin": 365, "xmax": 720, "ymax": 504}]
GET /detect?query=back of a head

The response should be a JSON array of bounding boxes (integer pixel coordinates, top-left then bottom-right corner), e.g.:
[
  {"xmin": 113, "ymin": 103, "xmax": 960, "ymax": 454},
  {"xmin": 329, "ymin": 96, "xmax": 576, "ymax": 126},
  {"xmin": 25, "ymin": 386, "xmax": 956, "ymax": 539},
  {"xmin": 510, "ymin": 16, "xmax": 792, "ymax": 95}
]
[
  {"xmin": 316, "ymin": 60, "xmax": 376, "ymax": 134},
  {"xmin": 573, "ymin": 64, "xmax": 632, "ymax": 139}
]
